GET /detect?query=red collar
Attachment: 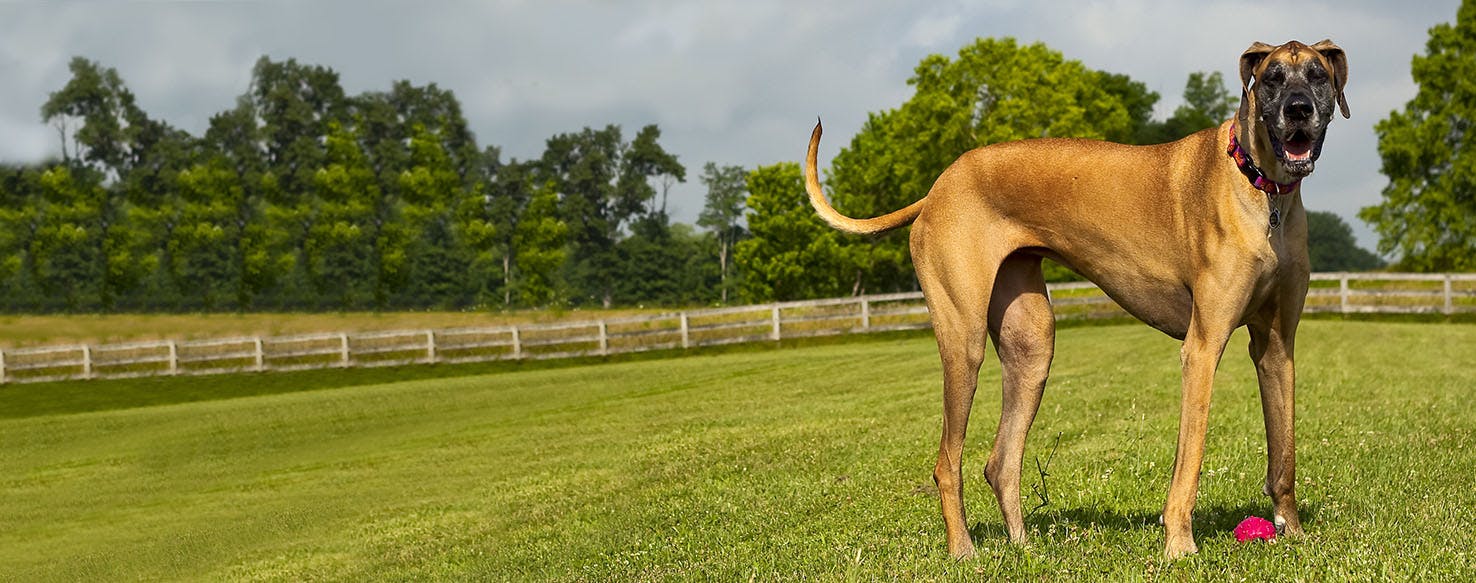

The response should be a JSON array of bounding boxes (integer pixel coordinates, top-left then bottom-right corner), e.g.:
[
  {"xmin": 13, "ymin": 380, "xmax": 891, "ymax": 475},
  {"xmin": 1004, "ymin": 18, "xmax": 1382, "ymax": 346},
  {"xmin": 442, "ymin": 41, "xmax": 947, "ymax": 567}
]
[{"xmin": 1227, "ymin": 122, "xmax": 1300, "ymax": 196}]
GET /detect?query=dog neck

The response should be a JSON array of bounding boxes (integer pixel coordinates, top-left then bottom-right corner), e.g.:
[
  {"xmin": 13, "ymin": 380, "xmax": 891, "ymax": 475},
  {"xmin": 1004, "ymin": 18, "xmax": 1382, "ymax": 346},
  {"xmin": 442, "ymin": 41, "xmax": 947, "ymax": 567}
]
[{"xmin": 1226, "ymin": 122, "xmax": 1300, "ymax": 196}]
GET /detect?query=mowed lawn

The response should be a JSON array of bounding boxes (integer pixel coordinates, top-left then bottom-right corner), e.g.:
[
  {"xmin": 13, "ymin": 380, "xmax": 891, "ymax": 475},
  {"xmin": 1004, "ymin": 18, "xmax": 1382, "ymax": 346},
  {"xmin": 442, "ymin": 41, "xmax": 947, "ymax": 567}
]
[{"xmin": 1, "ymin": 321, "xmax": 1473, "ymax": 580}]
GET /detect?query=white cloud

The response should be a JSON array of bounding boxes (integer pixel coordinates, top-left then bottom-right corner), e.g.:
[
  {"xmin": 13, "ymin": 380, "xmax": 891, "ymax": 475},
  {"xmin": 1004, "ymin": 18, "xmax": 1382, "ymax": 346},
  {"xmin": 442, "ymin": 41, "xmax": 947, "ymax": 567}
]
[
  {"xmin": 905, "ymin": 13, "xmax": 964, "ymax": 47},
  {"xmin": 0, "ymin": 117, "xmax": 54, "ymax": 164}
]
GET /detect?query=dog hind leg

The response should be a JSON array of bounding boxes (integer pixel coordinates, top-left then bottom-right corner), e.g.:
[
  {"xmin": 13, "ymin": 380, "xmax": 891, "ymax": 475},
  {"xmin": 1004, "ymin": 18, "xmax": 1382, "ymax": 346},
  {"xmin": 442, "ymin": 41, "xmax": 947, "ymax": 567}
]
[
  {"xmin": 983, "ymin": 253, "xmax": 1055, "ymax": 544},
  {"xmin": 916, "ymin": 227, "xmax": 1003, "ymax": 559}
]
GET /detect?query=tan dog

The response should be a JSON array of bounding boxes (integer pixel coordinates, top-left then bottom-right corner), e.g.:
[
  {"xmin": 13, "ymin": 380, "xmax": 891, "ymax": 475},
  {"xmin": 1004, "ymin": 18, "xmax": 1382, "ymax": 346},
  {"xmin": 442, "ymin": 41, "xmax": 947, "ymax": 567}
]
[{"xmin": 805, "ymin": 40, "xmax": 1348, "ymax": 558}]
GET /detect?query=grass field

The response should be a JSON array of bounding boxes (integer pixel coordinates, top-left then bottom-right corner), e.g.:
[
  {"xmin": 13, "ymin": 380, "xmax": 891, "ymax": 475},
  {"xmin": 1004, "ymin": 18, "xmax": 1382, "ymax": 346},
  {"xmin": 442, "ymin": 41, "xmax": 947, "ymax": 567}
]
[{"xmin": 2, "ymin": 321, "xmax": 1474, "ymax": 580}]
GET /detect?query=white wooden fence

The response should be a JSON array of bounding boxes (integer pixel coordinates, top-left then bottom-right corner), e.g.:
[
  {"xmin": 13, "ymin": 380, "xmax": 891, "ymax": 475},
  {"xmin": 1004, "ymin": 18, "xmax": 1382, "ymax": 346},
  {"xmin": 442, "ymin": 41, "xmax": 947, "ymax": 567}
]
[
  {"xmin": 1, "ymin": 273, "xmax": 1471, "ymax": 384},
  {"xmin": 1305, "ymin": 272, "xmax": 1476, "ymax": 315}
]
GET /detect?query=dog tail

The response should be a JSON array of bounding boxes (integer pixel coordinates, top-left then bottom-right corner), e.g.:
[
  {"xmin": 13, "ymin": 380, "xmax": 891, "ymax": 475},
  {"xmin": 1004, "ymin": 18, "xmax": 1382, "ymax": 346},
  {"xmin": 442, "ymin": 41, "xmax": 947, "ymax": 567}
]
[{"xmin": 805, "ymin": 120, "xmax": 925, "ymax": 236}]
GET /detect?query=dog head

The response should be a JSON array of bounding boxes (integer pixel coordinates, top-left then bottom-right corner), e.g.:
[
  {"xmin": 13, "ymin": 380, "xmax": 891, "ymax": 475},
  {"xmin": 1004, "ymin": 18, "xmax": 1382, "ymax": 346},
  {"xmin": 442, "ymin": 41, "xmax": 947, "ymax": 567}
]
[{"xmin": 1237, "ymin": 40, "xmax": 1349, "ymax": 181}]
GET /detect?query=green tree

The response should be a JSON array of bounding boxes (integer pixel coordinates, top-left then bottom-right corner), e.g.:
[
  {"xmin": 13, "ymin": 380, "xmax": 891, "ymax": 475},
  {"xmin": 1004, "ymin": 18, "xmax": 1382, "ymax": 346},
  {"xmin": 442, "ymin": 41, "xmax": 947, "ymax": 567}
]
[
  {"xmin": 620, "ymin": 124, "xmax": 687, "ymax": 217},
  {"xmin": 1179, "ymin": 72, "xmax": 1236, "ymax": 129},
  {"xmin": 1306, "ymin": 211, "xmax": 1384, "ymax": 272},
  {"xmin": 1133, "ymin": 71, "xmax": 1239, "ymax": 144},
  {"xmin": 400, "ymin": 214, "xmax": 475, "ymax": 308},
  {"xmin": 304, "ymin": 121, "xmax": 377, "ymax": 307},
  {"xmin": 669, "ymin": 222, "xmax": 721, "ymax": 304},
  {"xmin": 0, "ymin": 165, "xmax": 47, "ymax": 308},
  {"xmin": 396, "ymin": 123, "xmax": 473, "ymax": 307},
  {"xmin": 41, "ymin": 57, "xmax": 134, "ymax": 174},
  {"xmin": 119, "ymin": 114, "xmax": 195, "ymax": 205},
  {"xmin": 511, "ymin": 184, "xmax": 568, "ymax": 306},
  {"xmin": 250, "ymin": 57, "xmax": 349, "ymax": 205},
  {"xmin": 611, "ymin": 210, "xmax": 719, "ymax": 306},
  {"xmin": 28, "ymin": 166, "xmax": 109, "ymax": 309},
  {"xmin": 353, "ymin": 81, "xmax": 481, "ymax": 213},
  {"xmin": 542, "ymin": 125, "xmax": 621, "ymax": 305},
  {"xmin": 697, "ymin": 162, "xmax": 748, "ymax": 303},
  {"xmin": 39, "ymin": 58, "xmax": 166, "ymax": 309},
  {"xmin": 350, "ymin": 81, "xmax": 484, "ymax": 308},
  {"xmin": 541, "ymin": 124, "xmax": 684, "ymax": 307},
  {"xmin": 120, "ymin": 119, "xmax": 199, "ymax": 310},
  {"xmin": 1099, "ymin": 72, "xmax": 1162, "ymax": 144},
  {"xmin": 167, "ymin": 158, "xmax": 243, "ymax": 309},
  {"xmin": 1137, "ymin": 71, "xmax": 1237, "ymax": 144},
  {"xmin": 351, "ymin": 91, "xmax": 409, "ymax": 195},
  {"xmin": 459, "ymin": 155, "xmax": 529, "ymax": 307},
  {"xmin": 202, "ymin": 96, "xmax": 290, "ymax": 308},
  {"xmin": 614, "ymin": 213, "xmax": 684, "ymax": 305},
  {"xmin": 387, "ymin": 80, "xmax": 482, "ymax": 184},
  {"xmin": 736, "ymin": 163, "xmax": 852, "ymax": 301},
  {"xmin": 1361, "ymin": 1, "xmax": 1476, "ymax": 271}
]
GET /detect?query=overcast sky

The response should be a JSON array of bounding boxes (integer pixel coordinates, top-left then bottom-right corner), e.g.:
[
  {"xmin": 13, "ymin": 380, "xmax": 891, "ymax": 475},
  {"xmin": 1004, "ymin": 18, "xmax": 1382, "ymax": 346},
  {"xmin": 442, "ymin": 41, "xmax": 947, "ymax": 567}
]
[{"xmin": 0, "ymin": 0, "xmax": 1462, "ymax": 250}]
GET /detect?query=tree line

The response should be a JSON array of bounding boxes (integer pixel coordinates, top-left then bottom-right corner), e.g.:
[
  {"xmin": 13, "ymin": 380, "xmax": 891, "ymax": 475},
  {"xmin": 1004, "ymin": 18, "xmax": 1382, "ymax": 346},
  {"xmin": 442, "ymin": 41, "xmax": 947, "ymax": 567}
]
[
  {"xmin": 0, "ymin": 56, "xmax": 743, "ymax": 312},
  {"xmin": 1, "ymin": 36, "xmax": 1404, "ymax": 313}
]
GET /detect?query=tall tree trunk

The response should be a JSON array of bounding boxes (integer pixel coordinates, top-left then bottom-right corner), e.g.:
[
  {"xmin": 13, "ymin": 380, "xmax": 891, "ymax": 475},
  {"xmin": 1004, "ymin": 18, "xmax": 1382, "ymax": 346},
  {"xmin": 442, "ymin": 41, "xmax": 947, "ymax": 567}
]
[
  {"xmin": 502, "ymin": 252, "xmax": 511, "ymax": 306},
  {"xmin": 236, "ymin": 218, "xmax": 250, "ymax": 310},
  {"xmin": 54, "ymin": 120, "xmax": 70, "ymax": 163},
  {"xmin": 718, "ymin": 239, "xmax": 728, "ymax": 303}
]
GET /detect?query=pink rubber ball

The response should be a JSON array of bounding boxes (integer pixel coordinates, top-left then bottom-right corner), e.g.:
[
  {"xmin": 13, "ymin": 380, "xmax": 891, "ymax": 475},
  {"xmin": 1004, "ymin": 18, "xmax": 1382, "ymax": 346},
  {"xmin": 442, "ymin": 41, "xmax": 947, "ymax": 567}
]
[{"xmin": 1234, "ymin": 516, "xmax": 1277, "ymax": 542}]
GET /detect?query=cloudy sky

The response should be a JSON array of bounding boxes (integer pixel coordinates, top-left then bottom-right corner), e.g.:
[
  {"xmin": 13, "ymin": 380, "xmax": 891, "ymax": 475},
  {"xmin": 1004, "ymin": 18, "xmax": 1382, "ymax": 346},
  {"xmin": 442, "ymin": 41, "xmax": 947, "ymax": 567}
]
[{"xmin": 0, "ymin": 0, "xmax": 1462, "ymax": 250}]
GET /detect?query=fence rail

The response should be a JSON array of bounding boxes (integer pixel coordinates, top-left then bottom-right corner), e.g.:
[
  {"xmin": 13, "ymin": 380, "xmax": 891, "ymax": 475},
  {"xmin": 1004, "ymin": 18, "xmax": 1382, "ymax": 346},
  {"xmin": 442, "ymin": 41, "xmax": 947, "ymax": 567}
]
[{"xmin": 1, "ymin": 272, "xmax": 1471, "ymax": 384}]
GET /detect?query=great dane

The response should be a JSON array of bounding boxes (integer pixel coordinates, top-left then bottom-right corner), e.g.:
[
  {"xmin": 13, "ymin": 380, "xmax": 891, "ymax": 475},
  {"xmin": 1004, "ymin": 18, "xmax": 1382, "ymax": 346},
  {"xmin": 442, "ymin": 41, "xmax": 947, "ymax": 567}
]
[{"xmin": 804, "ymin": 40, "xmax": 1348, "ymax": 558}]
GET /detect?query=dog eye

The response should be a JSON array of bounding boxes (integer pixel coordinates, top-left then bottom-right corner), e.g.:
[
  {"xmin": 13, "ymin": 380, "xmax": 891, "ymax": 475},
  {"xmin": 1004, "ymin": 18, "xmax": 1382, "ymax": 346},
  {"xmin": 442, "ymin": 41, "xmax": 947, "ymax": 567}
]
[
  {"xmin": 1261, "ymin": 70, "xmax": 1285, "ymax": 85},
  {"xmin": 1307, "ymin": 67, "xmax": 1329, "ymax": 82}
]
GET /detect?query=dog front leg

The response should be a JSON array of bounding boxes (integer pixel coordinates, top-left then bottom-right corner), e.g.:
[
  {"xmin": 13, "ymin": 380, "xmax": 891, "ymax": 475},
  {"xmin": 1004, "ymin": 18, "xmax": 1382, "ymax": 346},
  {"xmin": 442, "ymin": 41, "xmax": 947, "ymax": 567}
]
[
  {"xmin": 1163, "ymin": 314, "xmax": 1234, "ymax": 559},
  {"xmin": 1249, "ymin": 318, "xmax": 1303, "ymax": 536}
]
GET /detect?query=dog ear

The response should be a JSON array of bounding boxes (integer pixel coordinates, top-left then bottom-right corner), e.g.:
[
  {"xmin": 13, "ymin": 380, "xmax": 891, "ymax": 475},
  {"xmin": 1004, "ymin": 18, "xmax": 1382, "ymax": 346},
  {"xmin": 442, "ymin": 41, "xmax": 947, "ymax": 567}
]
[
  {"xmin": 1311, "ymin": 39, "xmax": 1350, "ymax": 118},
  {"xmin": 1239, "ymin": 42, "xmax": 1277, "ymax": 91},
  {"xmin": 1238, "ymin": 42, "xmax": 1276, "ymax": 121}
]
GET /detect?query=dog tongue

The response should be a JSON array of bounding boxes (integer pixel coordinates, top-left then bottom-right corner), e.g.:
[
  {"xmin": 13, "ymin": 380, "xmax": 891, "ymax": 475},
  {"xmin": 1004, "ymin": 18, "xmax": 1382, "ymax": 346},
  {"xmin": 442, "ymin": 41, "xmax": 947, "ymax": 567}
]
[{"xmin": 1285, "ymin": 139, "xmax": 1312, "ymax": 161}]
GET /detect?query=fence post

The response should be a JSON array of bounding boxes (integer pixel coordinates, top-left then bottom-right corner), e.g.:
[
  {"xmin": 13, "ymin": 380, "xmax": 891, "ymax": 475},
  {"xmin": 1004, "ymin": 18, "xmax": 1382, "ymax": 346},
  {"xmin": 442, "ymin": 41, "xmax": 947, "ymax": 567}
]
[
  {"xmin": 1339, "ymin": 274, "xmax": 1350, "ymax": 314},
  {"xmin": 1444, "ymin": 274, "xmax": 1454, "ymax": 315},
  {"xmin": 426, "ymin": 330, "xmax": 437, "ymax": 364},
  {"xmin": 598, "ymin": 321, "xmax": 609, "ymax": 356},
  {"xmin": 339, "ymin": 333, "xmax": 351, "ymax": 368},
  {"xmin": 254, "ymin": 337, "xmax": 265, "ymax": 371},
  {"xmin": 168, "ymin": 341, "xmax": 179, "ymax": 376},
  {"xmin": 0, "ymin": 349, "xmax": 6, "ymax": 384},
  {"xmin": 861, "ymin": 297, "xmax": 871, "ymax": 330},
  {"xmin": 82, "ymin": 345, "xmax": 93, "ymax": 380},
  {"xmin": 771, "ymin": 305, "xmax": 782, "ymax": 341},
  {"xmin": 511, "ymin": 326, "xmax": 522, "ymax": 360},
  {"xmin": 679, "ymin": 312, "xmax": 690, "ymax": 349}
]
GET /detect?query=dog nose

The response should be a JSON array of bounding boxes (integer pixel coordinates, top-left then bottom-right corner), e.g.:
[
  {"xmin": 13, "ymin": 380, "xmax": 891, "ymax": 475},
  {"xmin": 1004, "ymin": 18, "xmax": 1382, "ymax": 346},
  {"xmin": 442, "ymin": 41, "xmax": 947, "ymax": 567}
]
[{"xmin": 1285, "ymin": 94, "xmax": 1314, "ymax": 120}]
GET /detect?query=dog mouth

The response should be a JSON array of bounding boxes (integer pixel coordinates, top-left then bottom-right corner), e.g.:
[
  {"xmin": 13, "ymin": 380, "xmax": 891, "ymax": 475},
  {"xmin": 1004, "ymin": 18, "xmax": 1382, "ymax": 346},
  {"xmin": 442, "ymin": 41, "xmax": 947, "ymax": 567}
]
[
  {"xmin": 1268, "ymin": 127, "xmax": 1321, "ymax": 176},
  {"xmin": 1281, "ymin": 129, "xmax": 1314, "ymax": 161}
]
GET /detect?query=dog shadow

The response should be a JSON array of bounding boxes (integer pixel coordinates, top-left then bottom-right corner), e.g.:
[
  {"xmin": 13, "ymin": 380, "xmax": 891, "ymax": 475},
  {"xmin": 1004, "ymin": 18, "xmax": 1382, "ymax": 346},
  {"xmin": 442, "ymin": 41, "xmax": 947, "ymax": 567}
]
[{"xmin": 968, "ymin": 500, "xmax": 1321, "ymax": 540}]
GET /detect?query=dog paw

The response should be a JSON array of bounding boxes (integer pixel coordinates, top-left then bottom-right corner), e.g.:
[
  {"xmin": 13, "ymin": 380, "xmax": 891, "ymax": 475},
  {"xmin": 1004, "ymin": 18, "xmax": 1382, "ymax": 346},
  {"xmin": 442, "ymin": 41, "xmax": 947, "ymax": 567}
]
[
  {"xmin": 948, "ymin": 539, "xmax": 978, "ymax": 560},
  {"xmin": 1274, "ymin": 514, "xmax": 1305, "ymax": 537},
  {"xmin": 1163, "ymin": 537, "xmax": 1198, "ymax": 560}
]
